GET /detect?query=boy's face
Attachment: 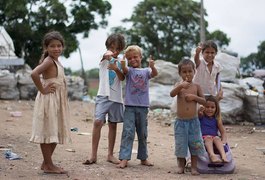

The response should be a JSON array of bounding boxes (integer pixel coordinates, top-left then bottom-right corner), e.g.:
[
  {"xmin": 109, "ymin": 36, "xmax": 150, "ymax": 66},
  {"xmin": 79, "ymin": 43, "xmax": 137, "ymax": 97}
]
[
  {"xmin": 179, "ymin": 64, "xmax": 195, "ymax": 82},
  {"xmin": 126, "ymin": 51, "xmax": 142, "ymax": 68}
]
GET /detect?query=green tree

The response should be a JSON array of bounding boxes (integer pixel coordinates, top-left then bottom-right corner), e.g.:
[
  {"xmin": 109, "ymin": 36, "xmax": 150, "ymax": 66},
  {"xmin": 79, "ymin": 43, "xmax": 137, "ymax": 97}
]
[
  {"xmin": 207, "ymin": 30, "xmax": 230, "ymax": 48},
  {"xmin": 111, "ymin": 0, "xmax": 230, "ymax": 64},
  {"xmin": 256, "ymin": 40, "xmax": 265, "ymax": 68},
  {"xmin": 0, "ymin": 0, "xmax": 111, "ymax": 68}
]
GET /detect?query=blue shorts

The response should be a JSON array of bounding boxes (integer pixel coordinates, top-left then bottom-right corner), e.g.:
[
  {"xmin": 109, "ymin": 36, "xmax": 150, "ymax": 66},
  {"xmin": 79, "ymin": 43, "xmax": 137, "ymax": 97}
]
[
  {"xmin": 174, "ymin": 117, "xmax": 205, "ymax": 158},
  {"xmin": 94, "ymin": 96, "xmax": 124, "ymax": 123}
]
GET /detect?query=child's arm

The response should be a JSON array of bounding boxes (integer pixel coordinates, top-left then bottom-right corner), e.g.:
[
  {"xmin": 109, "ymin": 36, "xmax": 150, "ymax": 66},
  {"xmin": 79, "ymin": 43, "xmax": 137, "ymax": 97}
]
[
  {"xmin": 108, "ymin": 60, "xmax": 125, "ymax": 81},
  {"xmin": 184, "ymin": 84, "xmax": 206, "ymax": 105},
  {"xmin": 149, "ymin": 55, "xmax": 158, "ymax": 78},
  {"xmin": 194, "ymin": 43, "xmax": 202, "ymax": 68},
  {"xmin": 31, "ymin": 59, "xmax": 55, "ymax": 94},
  {"xmin": 170, "ymin": 81, "xmax": 190, "ymax": 97},
  {"xmin": 218, "ymin": 119, "xmax": 227, "ymax": 144},
  {"xmin": 216, "ymin": 73, "xmax": 223, "ymax": 101}
]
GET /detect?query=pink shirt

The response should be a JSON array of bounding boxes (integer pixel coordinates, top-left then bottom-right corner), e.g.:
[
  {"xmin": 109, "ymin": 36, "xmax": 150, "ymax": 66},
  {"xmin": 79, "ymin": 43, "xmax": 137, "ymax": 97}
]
[{"xmin": 193, "ymin": 58, "xmax": 222, "ymax": 96}]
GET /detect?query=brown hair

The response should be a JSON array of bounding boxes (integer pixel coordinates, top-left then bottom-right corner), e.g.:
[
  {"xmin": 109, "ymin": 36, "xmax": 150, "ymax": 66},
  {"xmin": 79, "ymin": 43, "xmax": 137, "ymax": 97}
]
[
  {"xmin": 201, "ymin": 40, "xmax": 218, "ymax": 53},
  {"xmin": 178, "ymin": 58, "xmax": 195, "ymax": 75},
  {"xmin": 39, "ymin": 31, "xmax": 64, "ymax": 64},
  {"xmin": 105, "ymin": 33, "xmax": 126, "ymax": 52}
]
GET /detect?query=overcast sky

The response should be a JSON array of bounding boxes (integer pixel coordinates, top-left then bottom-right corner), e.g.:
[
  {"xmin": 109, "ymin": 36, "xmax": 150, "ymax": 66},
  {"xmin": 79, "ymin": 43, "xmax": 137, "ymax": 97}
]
[{"xmin": 61, "ymin": 0, "xmax": 265, "ymax": 71}]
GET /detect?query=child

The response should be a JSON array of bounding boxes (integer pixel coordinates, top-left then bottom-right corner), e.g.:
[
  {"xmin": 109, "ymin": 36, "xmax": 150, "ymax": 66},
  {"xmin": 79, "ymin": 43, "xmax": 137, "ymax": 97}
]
[
  {"xmin": 83, "ymin": 34, "xmax": 126, "ymax": 165},
  {"xmin": 30, "ymin": 31, "xmax": 71, "ymax": 174},
  {"xmin": 170, "ymin": 59, "xmax": 206, "ymax": 175},
  {"xmin": 117, "ymin": 45, "xmax": 158, "ymax": 169},
  {"xmin": 193, "ymin": 40, "xmax": 223, "ymax": 101},
  {"xmin": 198, "ymin": 95, "xmax": 228, "ymax": 163}
]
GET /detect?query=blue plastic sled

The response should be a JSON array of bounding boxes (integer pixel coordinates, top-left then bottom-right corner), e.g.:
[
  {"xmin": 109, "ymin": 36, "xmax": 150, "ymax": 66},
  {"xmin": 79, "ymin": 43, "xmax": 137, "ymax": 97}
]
[{"xmin": 197, "ymin": 144, "xmax": 236, "ymax": 174}]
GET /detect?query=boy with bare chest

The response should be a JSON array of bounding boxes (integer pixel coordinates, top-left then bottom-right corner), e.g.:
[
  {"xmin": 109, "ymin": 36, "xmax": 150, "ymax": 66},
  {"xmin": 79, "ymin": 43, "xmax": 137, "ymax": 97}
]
[{"xmin": 170, "ymin": 59, "xmax": 206, "ymax": 175}]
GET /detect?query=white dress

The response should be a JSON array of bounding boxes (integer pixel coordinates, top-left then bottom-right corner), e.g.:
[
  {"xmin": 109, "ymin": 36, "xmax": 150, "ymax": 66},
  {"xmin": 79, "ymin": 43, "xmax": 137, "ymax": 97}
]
[{"xmin": 30, "ymin": 60, "xmax": 71, "ymax": 144}]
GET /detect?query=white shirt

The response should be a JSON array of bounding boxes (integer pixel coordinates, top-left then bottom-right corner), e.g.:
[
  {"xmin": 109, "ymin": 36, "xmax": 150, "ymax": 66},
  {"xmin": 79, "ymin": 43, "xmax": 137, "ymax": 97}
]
[
  {"xmin": 193, "ymin": 58, "xmax": 223, "ymax": 96},
  {"xmin": 97, "ymin": 59, "xmax": 123, "ymax": 103}
]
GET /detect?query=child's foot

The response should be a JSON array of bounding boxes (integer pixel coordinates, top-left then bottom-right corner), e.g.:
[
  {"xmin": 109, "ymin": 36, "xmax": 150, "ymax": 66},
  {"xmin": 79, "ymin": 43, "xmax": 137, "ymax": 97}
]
[
  {"xmin": 141, "ymin": 160, "xmax": 154, "ymax": 166},
  {"xmin": 43, "ymin": 164, "xmax": 66, "ymax": 174},
  {"xmin": 83, "ymin": 159, "xmax": 96, "ymax": 165},
  {"xmin": 191, "ymin": 168, "xmax": 200, "ymax": 176},
  {"xmin": 222, "ymin": 156, "xmax": 229, "ymax": 163},
  {"xmin": 116, "ymin": 160, "xmax": 128, "ymax": 169},
  {"xmin": 107, "ymin": 155, "xmax": 120, "ymax": 164},
  {"xmin": 177, "ymin": 167, "xmax": 185, "ymax": 174},
  {"xmin": 210, "ymin": 155, "xmax": 222, "ymax": 163}
]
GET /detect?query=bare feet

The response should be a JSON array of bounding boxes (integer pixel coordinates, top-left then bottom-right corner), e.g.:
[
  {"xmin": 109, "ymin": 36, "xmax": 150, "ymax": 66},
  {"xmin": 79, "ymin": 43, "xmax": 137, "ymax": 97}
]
[
  {"xmin": 83, "ymin": 159, "xmax": 96, "ymax": 165},
  {"xmin": 177, "ymin": 167, "xmax": 185, "ymax": 174},
  {"xmin": 141, "ymin": 160, "xmax": 154, "ymax": 166},
  {"xmin": 43, "ymin": 164, "xmax": 66, "ymax": 174},
  {"xmin": 116, "ymin": 160, "xmax": 128, "ymax": 169},
  {"xmin": 222, "ymin": 156, "xmax": 229, "ymax": 163},
  {"xmin": 107, "ymin": 155, "xmax": 120, "ymax": 164},
  {"xmin": 210, "ymin": 155, "xmax": 222, "ymax": 163},
  {"xmin": 191, "ymin": 168, "xmax": 200, "ymax": 176}
]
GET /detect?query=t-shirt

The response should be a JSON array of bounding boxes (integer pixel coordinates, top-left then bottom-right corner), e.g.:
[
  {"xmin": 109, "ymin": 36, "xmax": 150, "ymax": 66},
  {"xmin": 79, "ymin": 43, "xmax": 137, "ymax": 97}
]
[
  {"xmin": 199, "ymin": 115, "xmax": 218, "ymax": 136},
  {"xmin": 97, "ymin": 58, "xmax": 123, "ymax": 103},
  {"xmin": 124, "ymin": 67, "xmax": 151, "ymax": 107},
  {"xmin": 193, "ymin": 58, "xmax": 222, "ymax": 96}
]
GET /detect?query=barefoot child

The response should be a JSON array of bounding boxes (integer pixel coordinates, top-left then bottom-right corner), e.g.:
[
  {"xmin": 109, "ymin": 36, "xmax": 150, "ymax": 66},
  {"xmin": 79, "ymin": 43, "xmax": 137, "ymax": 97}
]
[
  {"xmin": 30, "ymin": 31, "xmax": 71, "ymax": 174},
  {"xmin": 198, "ymin": 95, "xmax": 228, "ymax": 163},
  {"xmin": 117, "ymin": 45, "xmax": 158, "ymax": 169},
  {"xmin": 170, "ymin": 59, "xmax": 206, "ymax": 175},
  {"xmin": 83, "ymin": 34, "xmax": 126, "ymax": 165}
]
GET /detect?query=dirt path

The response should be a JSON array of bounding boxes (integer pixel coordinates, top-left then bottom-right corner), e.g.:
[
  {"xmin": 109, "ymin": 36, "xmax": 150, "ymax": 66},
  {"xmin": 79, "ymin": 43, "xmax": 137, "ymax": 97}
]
[{"xmin": 1, "ymin": 100, "xmax": 265, "ymax": 180}]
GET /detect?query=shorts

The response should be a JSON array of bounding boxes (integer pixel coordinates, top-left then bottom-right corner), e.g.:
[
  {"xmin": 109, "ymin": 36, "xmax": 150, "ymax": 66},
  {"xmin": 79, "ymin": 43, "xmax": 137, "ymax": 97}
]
[
  {"xmin": 202, "ymin": 135, "xmax": 219, "ymax": 140},
  {"xmin": 174, "ymin": 117, "xmax": 205, "ymax": 157},
  {"xmin": 94, "ymin": 96, "xmax": 124, "ymax": 123}
]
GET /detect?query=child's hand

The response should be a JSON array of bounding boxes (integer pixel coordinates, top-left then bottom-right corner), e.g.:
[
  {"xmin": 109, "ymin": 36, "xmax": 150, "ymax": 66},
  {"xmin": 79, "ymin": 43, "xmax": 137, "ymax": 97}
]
[
  {"xmin": 108, "ymin": 60, "xmax": 119, "ymax": 71},
  {"xmin": 181, "ymin": 80, "xmax": 190, "ymax": 89},
  {"xmin": 184, "ymin": 93, "xmax": 196, "ymax": 102},
  {"xmin": 103, "ymin": 50, "xmax": 114, "ymax": 60},
  {"xmin": 198, "ymin": 105, "xmax": 205, "ymax": 116},
  {"xmin": 42, "ymin": 82, "xmax": 55, "ymax": 94},
  {"xmin": 149, "ymin": 55, "xmax": 155, "ymax": 68},
  {"xmin": 195, "ymin": 43, "xmax": 202, "ymax": 54},
  {"xmin": 120, "ymin": 55, "xmax": 126, "ymax": 68}
]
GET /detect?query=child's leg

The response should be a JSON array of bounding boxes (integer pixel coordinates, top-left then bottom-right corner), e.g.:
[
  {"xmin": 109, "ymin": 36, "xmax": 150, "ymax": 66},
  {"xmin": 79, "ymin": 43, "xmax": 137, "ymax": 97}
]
[
  {"xmin": 118, "ymin": 107, "xmax": 136, "ymax": 167},
  {"xmin": 177, "ymin": 157, "xmax": 186, "ymax": 174},
  {"xmin": 107, "ymin": 122, "xmax": 119, "ymax": 164},
  {"xmin": 84, "ymin": 120, "xmax": 103, "ymax": 164},
  {"xmin": 41, "ymin": 143, "xmax": 56, "ymax": 170},
  {"xmin": 116, "ymin": 160, "xmax": 128, "ymax": 169},
  {"xmin": 190, "ymin": 155, "xmax": 200, "ymax": 175},
  {"xmin": 40, "ymin": 143, "xmax": 65, "ymax": 173},
  {"xmin": 213, "ymin": 137, "xmax": 229, "ymax": 162},
  {"xmin": 136, "ymin": 107, "xmax": 153, "ymax": 166},
  {"xmin": 204, "ymin": 137, "xmax": 221, "ymax": 163}
]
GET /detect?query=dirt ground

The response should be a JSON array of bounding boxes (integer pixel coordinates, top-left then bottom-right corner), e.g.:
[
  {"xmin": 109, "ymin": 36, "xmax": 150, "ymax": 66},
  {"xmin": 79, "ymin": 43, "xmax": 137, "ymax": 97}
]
[{"xmin": 1, "ymin": 100, "xmax": 265, "ymax": 180}]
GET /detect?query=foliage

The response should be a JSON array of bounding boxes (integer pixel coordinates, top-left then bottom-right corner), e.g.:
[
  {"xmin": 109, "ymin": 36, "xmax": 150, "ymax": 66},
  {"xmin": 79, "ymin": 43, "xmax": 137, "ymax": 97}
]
[
  {"xmin": 0, "ymin": 0, "xmax": 111, "ymax": 68},
  {"xmin": 111, "ymin": 0, "xmax": 230, "ymax": 64},
  {"xmin": 240, "ymin": 40, "xmax": 265, "ymax": 76},
  {"xmin": 86, "ymin": 68, "xmax": 99, "ymax": 79},
  {"xmin": 207, "ymin": 30, "xmax": 230, "ymax": 48}
]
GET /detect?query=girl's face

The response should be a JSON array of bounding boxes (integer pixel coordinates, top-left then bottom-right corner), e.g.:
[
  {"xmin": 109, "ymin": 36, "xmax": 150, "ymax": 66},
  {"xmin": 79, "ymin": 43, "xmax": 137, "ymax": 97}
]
[
  {"xmin": 46, "ymin": 39, "xmax": 63, "ymax": 59},
  {"xmin": 202, "ymin": 47, "xmax": 217, "ymax": 64},
  {"xmin": 204, "ymin": 100, "xmax": 216, "ymax": 117},
  {"xmin": 126, "ymin": 51, "xmax": 142, "ymax": 68},
  {"xmin": 109, "ymin": 43, "xmax": 122, "ymax": 58},
  {"xmin": 179, "ymin": 64, "xmax": 195, "ymax": 82}
]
